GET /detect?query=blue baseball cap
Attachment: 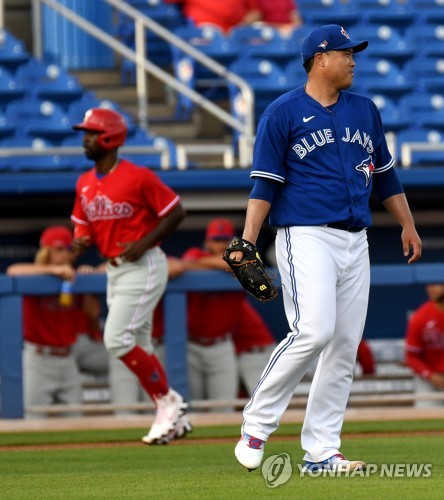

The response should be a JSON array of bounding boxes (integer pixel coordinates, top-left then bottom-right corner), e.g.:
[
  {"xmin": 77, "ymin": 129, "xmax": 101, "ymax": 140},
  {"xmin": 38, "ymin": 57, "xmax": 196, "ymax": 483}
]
[{"xmin": 301, "ymin": 25, "xmax": 368, "ymax": 63}]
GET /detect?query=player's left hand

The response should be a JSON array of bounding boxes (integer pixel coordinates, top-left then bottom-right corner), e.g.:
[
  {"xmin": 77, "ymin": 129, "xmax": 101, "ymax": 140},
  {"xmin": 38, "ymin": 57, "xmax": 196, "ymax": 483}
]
[{"xmin": 401, "ymin": 225, "xmax": 422, "ymax": 264}]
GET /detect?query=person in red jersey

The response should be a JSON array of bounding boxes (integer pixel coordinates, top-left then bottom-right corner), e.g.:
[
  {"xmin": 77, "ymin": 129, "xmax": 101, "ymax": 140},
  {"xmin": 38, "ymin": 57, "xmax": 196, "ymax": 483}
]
[
  {"xmin": 405, "ymin": 283, "xmax": 444, "ymax": 407},
  {"xmin": 165, "ymin": 0, "xmax": 262, "ymax": 33},
  {"xmin": 70, "ymin": 108, "xmax": 190, "ymax": 444},
  {"xmin": 232, "ymin": 300, "xmax": 277, "ymax": 396},
  {"xmin": 7, "ymin": 225, "xmax": 102, "ymax": 418},
  {"xmin": 356, "ymin": 339, "xmax": 375, "ymax": 376},
  {"xmin": 174, "ymin": 218, "xmax": 275, "ymax": 408},
  {"xmin": 256, "ymin": 0, "xmax": 303, "ymax": 36}
]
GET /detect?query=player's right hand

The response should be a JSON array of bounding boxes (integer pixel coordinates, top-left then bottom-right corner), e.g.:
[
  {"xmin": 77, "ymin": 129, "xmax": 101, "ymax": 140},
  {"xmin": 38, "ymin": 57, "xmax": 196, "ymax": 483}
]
[{"xmin": 72, "ymin": 236, "xmax": 91, "ymax": 256}]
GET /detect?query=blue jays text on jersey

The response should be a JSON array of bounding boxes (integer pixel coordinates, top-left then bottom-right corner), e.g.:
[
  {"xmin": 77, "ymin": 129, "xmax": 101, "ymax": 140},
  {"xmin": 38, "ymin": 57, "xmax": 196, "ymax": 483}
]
[{"xmin": 250, "ymin": 87, "xmax": 397, "ymax": 229}]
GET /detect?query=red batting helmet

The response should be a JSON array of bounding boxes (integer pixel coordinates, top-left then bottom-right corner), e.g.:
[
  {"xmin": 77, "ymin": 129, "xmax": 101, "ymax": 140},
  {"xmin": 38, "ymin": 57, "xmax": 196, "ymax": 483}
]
[{"xmin": 72, "ymin": 108, "xmax": 127, "ymax": 150}]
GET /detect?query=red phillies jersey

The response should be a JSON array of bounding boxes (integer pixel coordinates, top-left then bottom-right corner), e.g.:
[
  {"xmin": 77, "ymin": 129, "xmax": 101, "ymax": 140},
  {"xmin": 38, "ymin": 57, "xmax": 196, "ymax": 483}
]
[
  {"xmin": 356, "ymin": 340, "xmax": 376, "ymax": 375},
  {"xmin": 232, "ymin": 300, "xmax": 275, "ymax": 354},
  {"xmin": 405, "ymin": 300, "xmax": 444, "ymax": 378},
  {"xmin": 256, "ymin": 0, "xmax": 297, "ymax": 24},
  {"xmin": 71, "ymin": 159, "xmax": 180, "ymax": 258},
  {"xmin": 23, "ymin": 295, "xmax": 88, "ymax": 347},
  {"xmin": 183, "ymin": 247, "xmax": 245, "ymax": 339},
  {"xmin": 165, "ymin": 0, "xmax": 259, "ymax": 32}
]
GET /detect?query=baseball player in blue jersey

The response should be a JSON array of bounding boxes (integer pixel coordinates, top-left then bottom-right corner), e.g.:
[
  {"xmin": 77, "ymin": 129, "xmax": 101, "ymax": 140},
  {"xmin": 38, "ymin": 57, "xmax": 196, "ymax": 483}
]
[{"xmin": 231, "ymin": 24, "xmax": 422, "ymax": 473}]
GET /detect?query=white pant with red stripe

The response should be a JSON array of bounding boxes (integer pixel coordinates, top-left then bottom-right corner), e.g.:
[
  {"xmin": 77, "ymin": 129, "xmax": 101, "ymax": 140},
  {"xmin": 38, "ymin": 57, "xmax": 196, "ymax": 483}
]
[
  {"xmin": 104, "ymin": 246, "xmax": 168, "ymax": 359},
  {"xmin": 241, "ymin": 226, "xmax": 370, "ymax": 462}
]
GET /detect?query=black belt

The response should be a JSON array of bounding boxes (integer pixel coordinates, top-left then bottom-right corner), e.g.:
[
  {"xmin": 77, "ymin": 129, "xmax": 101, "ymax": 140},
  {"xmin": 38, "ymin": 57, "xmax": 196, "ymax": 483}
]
[{"xmin": 325, "ymin": 222, "xmax": 365, "ymax": 233}]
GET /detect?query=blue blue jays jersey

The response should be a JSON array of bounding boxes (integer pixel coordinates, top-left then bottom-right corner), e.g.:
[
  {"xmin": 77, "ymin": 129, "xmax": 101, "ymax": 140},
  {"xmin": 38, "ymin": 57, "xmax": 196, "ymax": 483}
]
[{"xmin": 251, "ymin": 87, "xmax": 395, "ymax": 228}]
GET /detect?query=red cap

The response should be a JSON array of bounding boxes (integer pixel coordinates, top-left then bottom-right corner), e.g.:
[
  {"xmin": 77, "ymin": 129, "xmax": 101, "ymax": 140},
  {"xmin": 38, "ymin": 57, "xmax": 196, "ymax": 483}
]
[
  {"xmin": 205, "ymin": 218, "xmax": 235, "ymax": 240},
  {"xmin": 40, "ymin": 226, "xmax": 73, "ymax": 248}
]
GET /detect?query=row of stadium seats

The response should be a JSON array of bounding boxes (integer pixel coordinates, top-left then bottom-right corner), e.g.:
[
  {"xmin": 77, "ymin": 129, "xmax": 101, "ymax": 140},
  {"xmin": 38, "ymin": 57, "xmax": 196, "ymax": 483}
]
[
  {"xmin": 121, "ymin": 0, "xmax": 444, "ymax": 32},
  {"xmin": 297, "ymin": 0, "xmax": 444, "ymax": 29},
  {"xmin": 0, "ymin": 27, "xmax": 181, "ymax": 172},
  {"xmin": 0, "ymin": 130, "xmax": 178, "ymax": 173}
]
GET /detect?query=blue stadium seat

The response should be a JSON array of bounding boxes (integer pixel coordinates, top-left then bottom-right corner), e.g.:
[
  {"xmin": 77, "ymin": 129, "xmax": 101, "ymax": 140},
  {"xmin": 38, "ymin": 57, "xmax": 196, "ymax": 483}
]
[
  {"xmin": 297, "ymin": 0, "xmax": 359, "ymax": 27},
  {"xmin": 399, "ymin": 92, "xmax": 444, "ymax": 130},
  {"xmin": 352, "ymin": 58, "xmax": 413, "ymax": 101},
  {"xmin": 0, "ymin": 28, "xmax": 30, "ymax": 73},
  {"xmin": 396, "ymin": 127, "xmax": 444, "ymax": 166},
  {"xmin": 404, "ymin": 56, "xmax": 444, "ymax": 93},
  {"xmin": 5, "ymin": 99, "xmax": 74, "ymax": 144},
  {"xmin": 413, "ymin": 0, "xmax": 444, "ymax": 23},
  {"xmin": 228, "ymin": 58, "xmax": 293, "ymax": 142},
  {"xmin": 285, "ymin": 59, "xmax": 307, "ymax": 87},
  {"xmin": 59, "ymin": 135, "xmax": 94, "ymax": 171},
  {"xmin": 286, "ymin": 24, "xmax": 316, "ymax": 53},
  {"xmin": 404, "ymin": 22, "xmax": 444, "ymax": 57},
  {"xmin": 349, "ymin": 24, "xmax": 414, "ymax": 64},
  {"xmin": 355, "ymin": 0, "xmax": 415, "ymax": 29},
  {"xmin": 170, "ymin": 25, "xmax": 237, "ymax": 119},
  {"xmin": 370, "ymin": 94, "xmax": 410, "ymax": 132},
  {"xmin": 0, "ymin": 111, "xmax": 16, "ymax": 140},
  {"xmin": 173, "ymin": 24, "xmax": 237, "ymax": 70},
  {"xmin": 15, "ymin": 59, "xmax": 83, "ymax": 110},
  {"xmin": 118, "ymin": 2, "xmax": 184, "ymax": 82},
  {"xmin": 0, "ymin": 66, "xmax": 25, "ymax": 111},
  {"xmin": 228, "ymin": 25, "xmax": 293, "ymax": 68},
  {"xmin": 122, "ymin": 130, "xmax": 178, "ymax": 169},
  {"xmin": 0, "ymin": 135, "xmax": 71, "ymax": 172}
]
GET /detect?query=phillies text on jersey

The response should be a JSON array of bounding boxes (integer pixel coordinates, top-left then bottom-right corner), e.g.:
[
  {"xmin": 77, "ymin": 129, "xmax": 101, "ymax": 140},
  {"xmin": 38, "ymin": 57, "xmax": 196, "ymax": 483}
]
[{"xmin": 71, "ymin": 159, "xmax": 180, "ymax": 258}]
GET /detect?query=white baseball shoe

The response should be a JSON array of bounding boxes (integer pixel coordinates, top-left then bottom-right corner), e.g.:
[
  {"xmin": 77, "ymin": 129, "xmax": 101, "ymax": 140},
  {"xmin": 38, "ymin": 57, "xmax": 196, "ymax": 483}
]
[
  {"xmin": 234, "ymin": 433, "xmax": 266, "ymax": 471},
  {"xmin": 174, "ymin": 414, "xmax": 193, "ymax": 440},
  {"xmin": 142, "ymin": 388, "xmax": 188, "ymax": 445},
  {"xmin": 302, "ymin": 453, "xmax": 366, "ymax": 474}
]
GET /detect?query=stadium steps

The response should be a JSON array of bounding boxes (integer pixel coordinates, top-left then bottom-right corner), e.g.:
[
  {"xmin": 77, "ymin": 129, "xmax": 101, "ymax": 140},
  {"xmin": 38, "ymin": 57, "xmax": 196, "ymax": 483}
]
[{"xmin": 72, "ymin": 68, "xmax": 234, "ymax": 168}]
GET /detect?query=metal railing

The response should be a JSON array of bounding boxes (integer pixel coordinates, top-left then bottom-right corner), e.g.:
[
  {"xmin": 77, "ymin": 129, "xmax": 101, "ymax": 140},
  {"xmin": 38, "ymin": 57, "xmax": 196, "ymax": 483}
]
[
  {"xmin": 31, "ymin": 0, "xmax": 255, "ymax": 167},
  {"xmin": 401, "ymin": 142, "xmax": 444, "ymax": 168},
  {"xmin": 0, "ymin": 144, "xmax": 171, "ymax": 169}
]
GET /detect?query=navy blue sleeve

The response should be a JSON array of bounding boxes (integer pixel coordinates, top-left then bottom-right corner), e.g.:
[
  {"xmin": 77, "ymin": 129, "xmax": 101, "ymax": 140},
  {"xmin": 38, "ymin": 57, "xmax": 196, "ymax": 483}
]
[
  {"xmin": 249, "ymin": 176, "xmax": 280, "ymax": 203},
  {"xmin": 373, "ymin": 167, "xmax": 404, "ymax": 202}
]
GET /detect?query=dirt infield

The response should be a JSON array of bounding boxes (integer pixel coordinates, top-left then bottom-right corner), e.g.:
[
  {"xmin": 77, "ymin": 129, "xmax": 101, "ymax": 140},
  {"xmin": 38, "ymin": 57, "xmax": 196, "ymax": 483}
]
[
  {"xmin": 2, "ymin": 429, "xmax": 444, "ymax": 453},
  {"xmin": 1, "ymin": 407, "xmax": 444, "ymax": 433}
]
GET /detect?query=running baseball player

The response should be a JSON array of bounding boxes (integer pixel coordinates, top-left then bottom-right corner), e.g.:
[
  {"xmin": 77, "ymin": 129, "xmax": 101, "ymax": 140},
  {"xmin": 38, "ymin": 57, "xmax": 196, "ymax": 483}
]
[
  {"xmin": 230, "ymin": 25, "xmax": 422, "ymax": 473},
  {"xmin": 70, "ymin": 108, "xmax": 191, "ymax": 444}
]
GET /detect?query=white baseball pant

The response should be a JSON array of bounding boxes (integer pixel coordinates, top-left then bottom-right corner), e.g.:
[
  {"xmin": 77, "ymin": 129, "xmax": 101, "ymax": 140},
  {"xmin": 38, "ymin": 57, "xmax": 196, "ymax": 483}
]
[{"xmin": 242, "ymin": 226, "xmax": 370, "ymax": 462}]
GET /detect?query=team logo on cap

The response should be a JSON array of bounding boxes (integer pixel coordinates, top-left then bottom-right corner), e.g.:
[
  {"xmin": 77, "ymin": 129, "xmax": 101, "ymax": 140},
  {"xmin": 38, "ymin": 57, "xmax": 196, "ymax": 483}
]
[
  {"xmin": 318, "ymin": 40, "xmax": 329, "ymax": 50},
  {"xmin": 341, "ymin": 26, "xmax": 351, "ymax": 39},
  {"xmin": 355, "ymin": 156, "xmax": 374, "ymax": 187}
]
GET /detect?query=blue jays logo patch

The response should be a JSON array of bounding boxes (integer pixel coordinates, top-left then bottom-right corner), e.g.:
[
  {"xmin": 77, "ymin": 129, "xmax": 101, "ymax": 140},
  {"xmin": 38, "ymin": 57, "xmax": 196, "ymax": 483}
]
[
  {"xmin": 341, "ymin": 27, "xmax": 350, "ymax": 40},
  {"xmin": 355, "ymin": 156, "xmax": 374, "ymax": 187}
]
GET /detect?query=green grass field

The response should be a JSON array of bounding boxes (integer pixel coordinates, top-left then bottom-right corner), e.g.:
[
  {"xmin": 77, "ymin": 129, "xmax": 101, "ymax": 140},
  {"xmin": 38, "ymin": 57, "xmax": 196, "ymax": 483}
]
[{"xmin": 1, "ymin": 420, "xmax": 443, "ymax": 499}]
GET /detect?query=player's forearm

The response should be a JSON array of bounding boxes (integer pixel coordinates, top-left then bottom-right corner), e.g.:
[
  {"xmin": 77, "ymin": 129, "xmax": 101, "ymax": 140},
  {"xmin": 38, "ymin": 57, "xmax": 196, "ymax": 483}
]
[
  {"xmin": 183, "ymin": 256, "xmax": 230, "ymax": 271},
  {"xmin": 140, "ymin": 203, "xmax": 186, "ymax": 250},
  {"xmin": 382, "ymin": 193, "xmax": 416, "ymax": 229},
  {"xmin": 6, "ymin": 263, "xmax": 63, "ymax": 276},
  {"xmin": 242, "ymin": 198, "xmax": 271, "ymax": 245}
]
